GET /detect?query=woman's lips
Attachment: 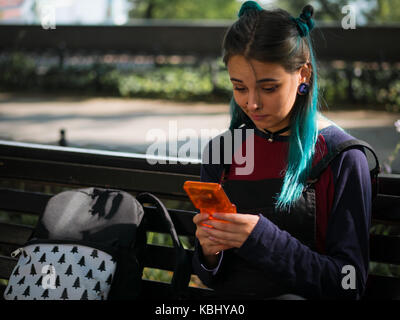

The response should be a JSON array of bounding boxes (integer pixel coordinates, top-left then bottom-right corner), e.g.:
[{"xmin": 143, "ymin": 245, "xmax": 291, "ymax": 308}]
[{"xmin": 249, "ymin": 114, "xmax": 269, "ymax": 121}]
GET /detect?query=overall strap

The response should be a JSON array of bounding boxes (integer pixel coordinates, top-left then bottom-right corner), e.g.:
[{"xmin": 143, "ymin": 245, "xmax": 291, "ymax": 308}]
[{"xmin": 307, "ymin": 139, "xmax": 381, "ymax": 200}]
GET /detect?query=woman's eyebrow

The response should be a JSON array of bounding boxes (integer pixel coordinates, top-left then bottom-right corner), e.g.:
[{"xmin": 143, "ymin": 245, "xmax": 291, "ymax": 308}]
[
  {"xmin": 230, "ymin": 77, "xmax": 279, "ymax": 83},
  {"xmin": 256, "ymin": 78, "xmax": 279, "ymax": 83}
]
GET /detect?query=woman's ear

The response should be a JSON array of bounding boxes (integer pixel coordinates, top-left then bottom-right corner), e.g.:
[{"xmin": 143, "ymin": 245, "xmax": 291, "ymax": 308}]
[{"xmin": 299, "ymin": 62, "xmax": 312, "ymax": 84}]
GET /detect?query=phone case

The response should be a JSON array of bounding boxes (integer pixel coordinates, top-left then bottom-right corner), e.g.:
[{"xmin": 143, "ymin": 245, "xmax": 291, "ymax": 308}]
[{"xmin": 183, "ymin": 181, "xmax": 237, "ymax": 217}]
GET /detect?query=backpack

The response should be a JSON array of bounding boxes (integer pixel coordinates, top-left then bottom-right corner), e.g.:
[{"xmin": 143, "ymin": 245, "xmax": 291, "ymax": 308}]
[
  {"xmin": 3, "ymin": 188, "xmax": 191, "ymax": 300},
  {"xmin": 306, "ymin": 139, "xmax": 380, "ymax": 201}
]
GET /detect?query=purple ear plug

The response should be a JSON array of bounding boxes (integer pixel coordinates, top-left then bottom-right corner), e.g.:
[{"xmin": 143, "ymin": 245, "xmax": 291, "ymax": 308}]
[{"xmin": 298, "ymin": 83, "xmax": 310, "ymax": 95}]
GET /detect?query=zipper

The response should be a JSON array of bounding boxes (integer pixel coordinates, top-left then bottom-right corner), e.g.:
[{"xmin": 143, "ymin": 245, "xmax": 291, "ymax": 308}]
[
  {"xmin": 11, "ymin": 248, "xmax": 24, "ymax": 258},
  {"xmin": 25, "ymin": 238, "xmax": 119, "ymax": 259}
]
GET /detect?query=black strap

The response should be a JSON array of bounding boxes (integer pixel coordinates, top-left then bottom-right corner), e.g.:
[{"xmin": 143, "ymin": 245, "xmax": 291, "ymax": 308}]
[
  {"xmin": 136, "ymin": 192, "xmax": 192, "ymax": 299},
  {"xmin": 264, "ymin": 125, "xmax": 291, "ymax": 142},
  {"xmin": 307, "ymin": 139, "xmax": 380, "ymax": 199}
]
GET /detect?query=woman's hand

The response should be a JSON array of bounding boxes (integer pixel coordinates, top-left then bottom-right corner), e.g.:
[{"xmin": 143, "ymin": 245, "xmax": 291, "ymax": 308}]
[
  {"xmin": 193, "ymin": 213, "xmax": 233, "ymax": 268},
  {"xmin": 198, "ymin": 212, "xmax": 260, "ymax": 249}
]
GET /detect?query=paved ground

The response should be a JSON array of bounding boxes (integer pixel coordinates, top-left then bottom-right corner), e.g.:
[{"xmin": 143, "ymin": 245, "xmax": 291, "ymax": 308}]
[{"xmin": 1, "ymin": 92, "xmax": 400, "ymax": 173}]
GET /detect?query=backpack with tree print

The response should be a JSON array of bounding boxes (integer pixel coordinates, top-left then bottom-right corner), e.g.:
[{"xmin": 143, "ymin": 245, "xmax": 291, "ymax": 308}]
[{"xmin": 3, "ymin": 188, "xmax": 191, "ymax": 300}]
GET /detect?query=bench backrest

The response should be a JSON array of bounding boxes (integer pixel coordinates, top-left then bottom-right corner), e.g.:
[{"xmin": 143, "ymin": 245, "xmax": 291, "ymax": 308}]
[{"xmin": 0, "ymin": 140, "xmax": 400, "ymax": 299}]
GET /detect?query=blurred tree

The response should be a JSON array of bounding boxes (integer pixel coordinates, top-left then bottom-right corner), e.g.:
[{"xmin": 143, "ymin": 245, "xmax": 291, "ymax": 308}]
[
  {"xmin": 273, "ymin": 0, "xmax": 400, "ymax": 23},
  {"xmin": 128, "ymin": 0, "xmax": 400, "ymax": 23},
  {"xmin": 128, "ymin": 0, "xmax": 239, "ymax": 20},
  {"xmin": 364, "ymin": 0, "xmax": 400, "ymax": 23},
  {"xmin": 272, "ymin": 0, "xmax": 310, "ymax": 16}
]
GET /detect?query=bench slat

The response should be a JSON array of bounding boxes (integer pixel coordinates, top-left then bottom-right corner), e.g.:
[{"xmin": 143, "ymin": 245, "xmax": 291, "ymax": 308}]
[
  {"xmin": 0, "ymin": 222, "xmax": 33, "ymax": 246},
  {"xmin": 364, "ymin": 274, "xmax": 400, "ymax": 299},
  {"xmin": 372, "ymin": 194, "xmax": 400, "ymax": 221},
  {"xmin": 378, "ymin": 175, "xmax": 400, "ymax": 197},
  {"xmin": 370, "ymin": 234, "xmax": 400, "ymax": 264},
  {"xmin": 144, "ymin": 206, "xmax": 196, "ymax": 236},
  {"xmin": 0, "ymin": 140, "xmax": 201, "ymax": 175},
  {"xmin": 0, "ymin": 188, "xmax": 51, "ymax": 215},
  {"xmin": 0, "ymin": 189, "xmax": 197, "ymax": 235},
  {"xmin": 3, "ymin": 190, "xmax": 400, "ymax": 223},
  {"xmin": 0, "ymin": 284, "xmax": 5, "ymax": 298},
  {"xmin": 0, "ymin": 157, "xmax": 198, "ymax": 197},
  {"xmin": 144, "ymin": 244, "xmax": 193, "ymax": 271},
  {"xmin": 0, "ymin": 255, "xmax": 16, "ymax": 280}
]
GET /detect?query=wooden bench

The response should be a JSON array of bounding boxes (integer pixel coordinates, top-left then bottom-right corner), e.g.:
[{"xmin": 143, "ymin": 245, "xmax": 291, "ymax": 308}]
[{"xmin": 1, "ymin": 140, "xmax": 400, "ymax": 300}]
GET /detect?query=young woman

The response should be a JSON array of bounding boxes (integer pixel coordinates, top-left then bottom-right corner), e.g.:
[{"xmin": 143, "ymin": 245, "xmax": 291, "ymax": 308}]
[{"xmin": 192, "ymin": 1, "xmax": 379, "ymax": 300}]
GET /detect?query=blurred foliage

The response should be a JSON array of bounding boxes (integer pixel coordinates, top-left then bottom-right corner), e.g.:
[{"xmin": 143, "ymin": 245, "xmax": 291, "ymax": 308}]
[
  {"xmin": 274, "ymin": 0, "xmax": 400, "ymax": 23},
  {"xmin": 1, "ymin": 52, "xmax": 400, "ymax": 111},
  {"xmin": 0, "ymin": 52, "xmax": 36, "ymax": 88},
  {"xmin": 0, "ymin": 211, "xmax": 38, "ymax": 226},
  {"xmin": 128, "ymin": 0, "xmax": 239, "ymax": 20},
  {"xmin": 127, "ymin": 0, "xmax": 400, "ymax": 23},
  {"xmin": 365, "ymin": 0, "xmax": 400, "ymax": 23}
]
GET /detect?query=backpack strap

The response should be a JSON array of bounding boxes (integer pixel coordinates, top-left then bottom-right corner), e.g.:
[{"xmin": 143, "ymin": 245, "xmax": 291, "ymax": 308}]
[
  {"xmin": 307, "ymin": 139, "xmax": 381, "ymax": 200},
  {"xmin": 136, "ymin": 192, "xmax": 192, "ymax": 299}
]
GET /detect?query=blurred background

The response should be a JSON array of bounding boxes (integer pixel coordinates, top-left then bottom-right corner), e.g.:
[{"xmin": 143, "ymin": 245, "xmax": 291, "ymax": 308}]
[
  {"xmin": 1, "ymin": 0, "xmax": 400, "ymax": 287},
  {"xmin": 0, "ymin": 0, "xmax": 400, "ymax": 173}
]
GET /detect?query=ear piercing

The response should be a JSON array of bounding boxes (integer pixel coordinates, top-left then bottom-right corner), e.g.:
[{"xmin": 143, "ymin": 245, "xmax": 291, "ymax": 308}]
[{"xmin": 297, "ymin": 83, "xmax": 310, "ymax": 95}]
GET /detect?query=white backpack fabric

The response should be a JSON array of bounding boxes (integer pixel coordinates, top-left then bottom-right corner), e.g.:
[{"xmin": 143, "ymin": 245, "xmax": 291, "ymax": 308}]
[{"xmin": 6, "ymin": 243, "xmax": 116, "ymax": 300}]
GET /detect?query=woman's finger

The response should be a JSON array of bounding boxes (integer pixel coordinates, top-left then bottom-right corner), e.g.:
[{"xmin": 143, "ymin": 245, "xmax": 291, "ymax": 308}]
[
  {"xmin": 201, "ymin": 241, "xmax": 232, "ymax": 255},
  {"xmin": 205, "ymin": 219, "xmax": 241, "ymax": 232},
  {"xmin": 193, "ymin": 213, "xmax": 210, "ymax": 225},
  {"xmin": 208, "ymin": 236, "xmax": 241, "ymax": 248},
  {"xmin": 211, "ymin": 212, "xmax": 250, "ymax": 224},
  {"xmin": 199, "ymin": 236, "xmax": 228, "ymax": 253},
  {"xmin": 201, "ymin": 225, "xmax": 239, "ymax": 242}
]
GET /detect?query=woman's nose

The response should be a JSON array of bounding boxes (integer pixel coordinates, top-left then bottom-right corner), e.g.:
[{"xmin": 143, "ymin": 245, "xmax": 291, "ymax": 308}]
[{"xmin": 247, "ymin": 90, "xmax": 262, "ymax": 111}]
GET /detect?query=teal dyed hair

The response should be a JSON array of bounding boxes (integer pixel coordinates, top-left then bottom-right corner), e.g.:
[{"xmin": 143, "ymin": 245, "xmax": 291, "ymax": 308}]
[
  {"xmin": 223, "ymin": 3, "xmax": 321, "ymax": 212},
  {"xmin": 238, "ymin": 1, "xmax": 263, "ymax": 18},
  {"xmin": 276, "ymin": 42, "xmax": 319, "ymax": 212}
]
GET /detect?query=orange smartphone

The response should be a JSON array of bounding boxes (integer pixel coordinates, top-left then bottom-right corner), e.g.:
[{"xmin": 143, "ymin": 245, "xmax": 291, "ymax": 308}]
[{"xmin": 183, "ymin": 181, "xmax": 236, "ymax": 227}]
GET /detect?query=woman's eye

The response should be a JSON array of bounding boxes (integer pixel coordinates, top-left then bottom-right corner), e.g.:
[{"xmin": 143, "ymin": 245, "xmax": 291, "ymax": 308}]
[
  {"xmin": 233, "ymin": 87, "xmax": 246, "ymax": 92},
  {"xmin": 262, "ymin": 86, "xmax": 278, "ymax": 93}
]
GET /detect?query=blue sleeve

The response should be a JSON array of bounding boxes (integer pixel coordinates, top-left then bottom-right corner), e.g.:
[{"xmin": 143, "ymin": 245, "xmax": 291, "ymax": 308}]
[
  {"xmin": 192, "ymin": 238, "xmax": 224, "ymax": 287},
  {"xmin": 236, "ymin": 148, "xmax": 372, "ymax": 299}
]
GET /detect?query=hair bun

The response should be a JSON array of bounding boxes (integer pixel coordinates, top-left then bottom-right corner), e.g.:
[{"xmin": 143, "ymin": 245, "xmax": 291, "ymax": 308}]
[
  {"xmin": 238, "ymin": 1, "xmax": 263, "ymax": 18},
  {"xmin": 301, "ymin": 5, "xmax": 314, "ymax": 20},
  {"xmin": 291, "ymin": 4, "xmax": 315, "ymax": 37}
]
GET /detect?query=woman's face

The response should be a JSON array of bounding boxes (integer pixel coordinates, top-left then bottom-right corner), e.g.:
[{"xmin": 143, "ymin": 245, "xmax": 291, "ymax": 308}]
[{"xmin": 227, "ymin": 55, "xmax": 311, "ymax": 134}]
